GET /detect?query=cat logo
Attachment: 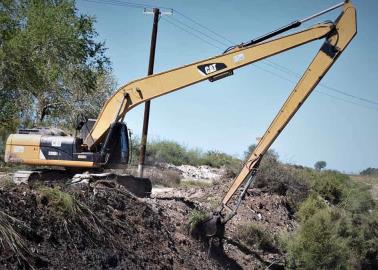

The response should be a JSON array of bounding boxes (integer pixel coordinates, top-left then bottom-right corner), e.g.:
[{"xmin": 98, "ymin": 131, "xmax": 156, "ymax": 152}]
[
  {"xmin": 205, "ymin": 64, "xmax": 217, "ymax": 74},
  {"xmin": 197, "ymin": 63, "xmax": 227, "ymax": 76}
]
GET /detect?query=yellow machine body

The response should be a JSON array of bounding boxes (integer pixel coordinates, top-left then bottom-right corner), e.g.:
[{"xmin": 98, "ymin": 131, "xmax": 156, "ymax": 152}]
[{"xmin": 5, "ymin": 134, "xmax": 94, "ymax": 168}]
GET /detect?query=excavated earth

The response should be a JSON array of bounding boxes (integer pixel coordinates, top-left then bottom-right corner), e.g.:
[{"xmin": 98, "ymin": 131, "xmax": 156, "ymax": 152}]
[
  {"xmin": 0, "ymin": 181, "xmax": 221, "ymax": 269},
  {"xmin": 0, "ymin": 171, "xmax": 295, "ymax": 269},
  {"xmin": 150, "ymin": 179, "xmax": 295, "ymax": 270}
]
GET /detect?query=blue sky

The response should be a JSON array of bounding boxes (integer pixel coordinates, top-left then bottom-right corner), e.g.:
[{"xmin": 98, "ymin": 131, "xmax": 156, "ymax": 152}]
[{"xmin": 76, "ymin": 0, "xmax": 378, "ymax": 173}]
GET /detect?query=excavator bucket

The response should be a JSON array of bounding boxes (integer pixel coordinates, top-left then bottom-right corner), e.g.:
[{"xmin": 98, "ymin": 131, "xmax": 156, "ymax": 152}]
[
  {"xmin": 191, "ymin": 212, "xmax": 224, "ymax": 239},
  {"xmin": 115, "ymin": 175, "xmax": 152, "ymax": 197}
]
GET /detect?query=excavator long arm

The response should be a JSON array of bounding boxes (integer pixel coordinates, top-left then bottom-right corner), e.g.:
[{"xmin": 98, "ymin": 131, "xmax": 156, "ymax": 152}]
[
  {"xmin": 4, "ymin": 1, "xmax": 357, "ymax": 233},
  {"xmin": 85, "ymin": 22, "xmax": 337, "ymax": 148},
  {"xmin": 221, "ymin": 2, "xmax": 356, "ymax": 214}
]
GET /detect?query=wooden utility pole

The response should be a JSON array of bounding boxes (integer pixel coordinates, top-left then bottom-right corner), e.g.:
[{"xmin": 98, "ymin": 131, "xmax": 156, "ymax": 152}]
[{"xmin": 137, "ymin": 8, "xmax": 160, "ymax": 177}]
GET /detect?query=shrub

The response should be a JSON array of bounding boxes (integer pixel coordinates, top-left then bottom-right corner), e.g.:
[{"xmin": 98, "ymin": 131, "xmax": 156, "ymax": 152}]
[
  {"xmin": 340, "ymin": 181, "xmax": 375, "ymax": 213},
  {"xmin": 311, "ymin": 171, "xmax": 351, "ymax": 205},
  {"xmin": 188, "ymin": 209, "xmax": 208, "ymax": 232},
  {"xmin": 297, "ymin": 193, "xmax": 328, "ymax": 222},
  {"xmin": 349, "ymin": 210, "xmax": 378, "ymax": 269},
  {"xmin": 252, "ymin": 155, "xmax": 310, "ymax": 211},
  {"xmin": 201, "ymin": 150, "xmax": 240, "ymax": 170},
  {"xmin": 285, "ymin": 208, "xmax": 349, "ymax": 269},
  {"xmin": 130, "ymin": 138, "xmax": 242, "ymax": 173},
  {"xmin": 180, "ymin": 179, "xmax": 212, "ymax": 188},
  {"xmin": 285, "ymin": 183, "xmax": 378, "ymax": 269},
  {"xmin": 236, "ymin": 223, "xmax": 276, "ymax": 251},
  {"xmin": 314, "ymin": 161, "xmax": 327, "ymax": 171},
  {"xmin": 38, "ymin": 187, "xmax": 75, "ymax": 216},
  {"xmin": 146, "ymin": 140, "xmax": 189, "ymax": 166},
  {"xmin": 143, "ymin": 167, "xmax": 181, "ymax": 187},
  {"xmin": 0, "ymin": 175, "xmax": 16, "ymax": 189},
  {"xmin": 244, "ymin": 144, "xmax": 278, "ymax": 161},
  {"xmin": 360, "ymin": 167, "xmax": 378, "ymax": 176}
]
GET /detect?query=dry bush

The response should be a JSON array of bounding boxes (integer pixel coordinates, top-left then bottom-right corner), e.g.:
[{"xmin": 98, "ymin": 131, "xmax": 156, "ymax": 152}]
[
  {"xmin": 236, "ymin": 223, "xmax": 276, "ymax": 252},
  {"xmin": 143, "ymin": 167, "xmax": 181, "ymax": 187},
  {"xmin": 0, "ymin": 175, "xmax": 16, "ymax": 189},
  {"xmin": 253, "ymin": 156, "xmax": 310, "ymax": 212},
  {"xmin": 38, "ymin": 186, "xmax": 75, "ymax": 216},
  {"xmin": 180, "ymin": 179, "xmax": 212, "ymax": 188}
]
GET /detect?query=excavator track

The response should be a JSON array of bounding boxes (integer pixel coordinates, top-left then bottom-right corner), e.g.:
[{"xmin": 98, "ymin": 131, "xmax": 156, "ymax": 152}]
[
  {"xmin": 71, "ymin": 172, "xmax": 152, "ymax": 197},
  {"xmin": 11, "ymin": 170, "xmax": 152, "ymax": 198}
]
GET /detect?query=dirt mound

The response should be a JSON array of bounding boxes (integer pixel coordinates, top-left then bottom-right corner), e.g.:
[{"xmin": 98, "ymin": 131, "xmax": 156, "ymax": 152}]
[
  {"xmin": 0, "ymin": 183, "xmax": 220, "ymax": 269},
  {"xmin": 151, "ymin": 178, "xmax": 295, "ymax": 269}
]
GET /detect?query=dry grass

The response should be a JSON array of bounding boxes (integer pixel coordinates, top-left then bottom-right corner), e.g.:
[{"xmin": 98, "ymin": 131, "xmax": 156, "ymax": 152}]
[
  {"xmin": 38, "ymin": 187, "xmax": 75, "ymax": 216},
  {"xmin": 350, "ymin": 174, "xmax": 378, "ymax": 200},
  {"xmin": 236, "ymin": 223, "xmax": 276, "ymax": 251},
  {"xmin": 180, "ymin": 179, "xmax": 212, "ymax": 188},
  {"xmin": 188, "ymin": 209, "xmax": 208, "ymax": 234},
  {"xmin": 37, "ymin": 186, "xmax": 118, "ymax": 245},
  {"xmin": 0, "ymin": 174, "xmax": 16, "ymax": 189},
  {"xmin": 0, "ymin": 211, "xmax": 34, "ymax": 268},
  {"xmin": 123, "ymin": 166, "xmax": 182, "ymax": 187},
  {"xmin": 148, "ymin": 169, "xmax": 181, "ymax": 187}
]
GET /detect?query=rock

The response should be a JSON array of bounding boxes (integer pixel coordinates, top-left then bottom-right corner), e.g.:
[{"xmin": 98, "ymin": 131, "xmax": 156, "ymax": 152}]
[{"xmin": 163, "ymin": 164, "xmax": 223, "ymax": 181}]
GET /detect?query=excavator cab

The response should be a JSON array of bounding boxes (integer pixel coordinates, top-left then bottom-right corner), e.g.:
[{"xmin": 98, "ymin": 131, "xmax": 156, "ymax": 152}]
[
  {"xmin": 75, "ymin": 116, "xmax": 131, "ymax": 167},
  {"xmin": 103, "ymin": 122, "xmax": 130, "ymax": 168}
]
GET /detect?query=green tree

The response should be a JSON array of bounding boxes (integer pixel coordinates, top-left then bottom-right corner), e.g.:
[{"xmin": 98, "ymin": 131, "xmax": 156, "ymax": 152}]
[
  {"xmin": 314, "ymin": 161, "xmax": 327, "ymax": 171},
  {"xmin": 0, "ymin": 0, "xmax": 110, "ymax": 129},
  {"xmin": 360, "ymin": 167, "xmax": 378, "ymax": 176}
]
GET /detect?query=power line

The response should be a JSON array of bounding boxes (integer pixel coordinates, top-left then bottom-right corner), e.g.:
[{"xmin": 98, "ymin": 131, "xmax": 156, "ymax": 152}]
[
  {"xmin": 173, "ymin": 10, "xmax": 235, "ymax": 45},
  {"xmin": 254, "ymin": 64, "xmax": 378, "ymax": 111},
  {"xmin": 81, "ymin": 0, "xmax": 378, "ymax": 110},
  {"xmin": 161, "ymin": 17, "xmax": 223, "ymax": 50},
  {"xmin": 167, "ymin": 16, "xmax": 230, "ymax": 47},
  {"xmin": 262, "ymin": 60, "xmax": 378, "ymax": 106},
  {"xmin": 82, "ymin": 0, "xmax": 171, "ymax": 10}
]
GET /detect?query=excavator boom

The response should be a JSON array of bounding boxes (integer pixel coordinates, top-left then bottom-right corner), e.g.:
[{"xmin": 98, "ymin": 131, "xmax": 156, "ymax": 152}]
[{"xmin": 85, "ymin": 22, "xmax": 336, "ymax": 148}]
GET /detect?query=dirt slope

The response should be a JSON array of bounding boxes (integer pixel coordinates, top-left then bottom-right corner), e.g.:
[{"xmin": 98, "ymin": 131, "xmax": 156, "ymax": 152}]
[
  {"xmin": 150, "ymin": 178, "xmax": 295, "ymax": 269},
  {"xmin": 0, "ymin": 169, "xmax": 295, "ymax": 270},
  {"xmin": 0, "ymin": 182, "xmax": 221, "ymax": 269}
]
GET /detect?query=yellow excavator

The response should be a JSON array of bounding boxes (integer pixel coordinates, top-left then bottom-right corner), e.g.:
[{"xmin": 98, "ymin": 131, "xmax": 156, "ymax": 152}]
[{"xmin": 5, "ymin": 1, "xmax": 356, "ymax": 234}]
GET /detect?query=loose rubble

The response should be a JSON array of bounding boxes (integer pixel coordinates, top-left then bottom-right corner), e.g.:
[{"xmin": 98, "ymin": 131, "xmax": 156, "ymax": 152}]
[{"xmin": 163, "ymin": 164, "xmax": 227, "ymax": 181}]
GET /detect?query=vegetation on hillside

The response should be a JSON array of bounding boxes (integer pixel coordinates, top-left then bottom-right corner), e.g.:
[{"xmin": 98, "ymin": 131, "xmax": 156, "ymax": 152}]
[
  {"xmin": 314, "ymin": 160, "xmax": 327, "ymax": 171},
  {"xmin": 253, "ymin": 159, "xmax": 378, "ymax": 269},
  {"xmin": 231, "ymin": 144, "xmax": 378, "ymax": 268},
  {"xmin": 130, "ymin": 139, "xmax": 378, "ymax": 268},
  {"xmin": 129, "ymin": 137, "xmax": 241, "ymax": 173},
  {"xmin": 360, "ymin": 167, "xmax": 378, "ymax": 176}
]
